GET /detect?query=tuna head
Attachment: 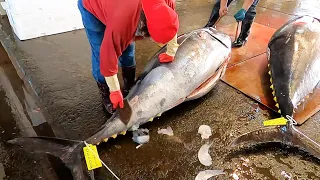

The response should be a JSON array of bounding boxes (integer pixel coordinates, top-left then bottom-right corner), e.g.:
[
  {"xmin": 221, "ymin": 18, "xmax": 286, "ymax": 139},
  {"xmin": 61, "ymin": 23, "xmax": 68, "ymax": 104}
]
[{"xmin": 267, "ymin": 15, "xmax": 320, "ymax": 117}]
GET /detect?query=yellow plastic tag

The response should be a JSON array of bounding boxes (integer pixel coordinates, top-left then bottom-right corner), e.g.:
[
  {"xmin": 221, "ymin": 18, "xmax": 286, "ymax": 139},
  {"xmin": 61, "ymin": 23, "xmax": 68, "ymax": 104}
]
[
  {"xmin": 83, "ymin": 144, "xmax": 102, "ymax": 171},
  {"xmin": 263, "ymin": 117, "xmax": 288, "ymax": 127}
]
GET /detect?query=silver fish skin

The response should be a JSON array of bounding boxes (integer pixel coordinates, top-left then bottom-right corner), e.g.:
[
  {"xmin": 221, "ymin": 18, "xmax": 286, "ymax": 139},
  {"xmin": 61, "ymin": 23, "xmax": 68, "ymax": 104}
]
[
  {"xmin": 233, "ymin": 15, "xmax": 320, "ymax": 161},
  {"xmin": 87, "ymin": 27, "xmax": 231, "ymax": 144},
  {"xmin": 268, "ymin": 15, "xmax": 320, "ymax": 116},
  {"xmin": 8, "ymin": 27, "xmax": 232, "ymax": 180}
]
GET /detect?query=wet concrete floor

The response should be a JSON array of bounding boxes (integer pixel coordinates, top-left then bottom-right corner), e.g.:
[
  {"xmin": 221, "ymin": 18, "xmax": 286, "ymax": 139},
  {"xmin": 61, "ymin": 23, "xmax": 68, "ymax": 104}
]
[
  {"xmin": 0, "ymin": 0, "xmax": 319, "ymax": 179},
  {"xmin": 0, "ymin": 44, "xmax": 60, "ymax": 180},
  {"xmin": 0, "ymin": 83, "xmax": 44, "ymax": 180}
]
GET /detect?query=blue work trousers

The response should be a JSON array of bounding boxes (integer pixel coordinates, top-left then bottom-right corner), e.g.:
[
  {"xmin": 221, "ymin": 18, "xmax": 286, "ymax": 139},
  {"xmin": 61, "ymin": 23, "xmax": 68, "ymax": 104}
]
[
  {"xmin": 206, "ymin": 0, "xmax": 260, "ymax": 27},
  {"xmin": 77, "ymin": 0, "xmax": 136, "ymax": 83}
]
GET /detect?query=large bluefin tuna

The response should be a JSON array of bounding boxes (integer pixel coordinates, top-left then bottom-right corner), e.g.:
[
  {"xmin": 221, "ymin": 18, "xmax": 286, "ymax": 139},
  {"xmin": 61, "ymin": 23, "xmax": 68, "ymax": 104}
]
[
  {"xmin": 232, "ymin": 16, "xmax": 320, "ymax": 159},
  {"xmin": 8, "ymin": 27, "xmax": 232, "ymax": 180}
]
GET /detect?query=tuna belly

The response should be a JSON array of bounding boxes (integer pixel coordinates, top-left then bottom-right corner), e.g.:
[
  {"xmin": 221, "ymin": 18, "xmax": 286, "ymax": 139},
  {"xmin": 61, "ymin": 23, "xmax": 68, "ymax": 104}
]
[{"xmin": 186, "ymin": 57, "xmax": 230, "ymax": 101}]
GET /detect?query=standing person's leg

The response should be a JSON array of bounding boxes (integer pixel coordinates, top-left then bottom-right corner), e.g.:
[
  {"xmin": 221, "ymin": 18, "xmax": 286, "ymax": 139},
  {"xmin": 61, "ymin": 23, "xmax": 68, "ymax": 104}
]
[
  {"xmin": 232, "ymin": 0, "xmax": 260, "ymax": 47},
  {"xmin": 118, "ymin": 42, "xmax": 136, "ymax": 97},
  {"xmin": 205, "ymin": 0, "xmax": 233, "ymax": 27},
  {"xmin": 78, "ymin": 0, "xmax": 114, "ymax": 113}
]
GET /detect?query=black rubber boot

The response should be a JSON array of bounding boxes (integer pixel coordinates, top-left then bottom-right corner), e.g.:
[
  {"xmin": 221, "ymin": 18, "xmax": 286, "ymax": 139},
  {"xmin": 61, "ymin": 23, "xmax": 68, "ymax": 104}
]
[
  {"xmin": 232, "ymin": 20, "xmax": 253, "ymax": 48},
  {"xmin": 122, "ymin": 66, "xmax": 136, "ymax": 97},
  {"xmin": 97, "ymin": 82, "xmax": 115, "ymax": 114}
]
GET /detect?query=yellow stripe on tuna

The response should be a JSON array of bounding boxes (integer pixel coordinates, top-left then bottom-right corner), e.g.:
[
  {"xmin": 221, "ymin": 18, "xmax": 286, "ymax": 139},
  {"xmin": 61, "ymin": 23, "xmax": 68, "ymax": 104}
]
[
  {"xmin": 270, "ymin": 84, "xmax": 274, "ymax": 90},
  {"xmin": 273, "ymin": 96, "xmax": 277, "ymax": 102},
  {"xmin": 111, "ymin": 134, "xmax": 117, "ymax": 139}
]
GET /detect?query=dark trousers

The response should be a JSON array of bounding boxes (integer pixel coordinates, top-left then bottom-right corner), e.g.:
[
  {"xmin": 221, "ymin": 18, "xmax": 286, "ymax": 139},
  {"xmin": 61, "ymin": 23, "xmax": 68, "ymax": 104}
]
[{"xmin": 205, "ymin": 0, "xmax": 260, "ymax": 27}]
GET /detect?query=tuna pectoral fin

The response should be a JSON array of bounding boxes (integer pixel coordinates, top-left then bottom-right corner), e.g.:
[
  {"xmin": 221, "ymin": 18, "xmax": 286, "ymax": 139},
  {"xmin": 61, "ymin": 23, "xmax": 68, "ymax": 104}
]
[
  {"xmin": 8, "ymin": 137, "xmax": 94, "ymax": 180},
  {"xmin": 118, "ymin": 99, "xmax": 132, "ymax": 125},
  {"xmin": 231, "ymin": 126, "xmax": 289, "ymax": 148},
  {"xmin": 186, "ymin": 59, "xmax": 229, "ymax": 101}
]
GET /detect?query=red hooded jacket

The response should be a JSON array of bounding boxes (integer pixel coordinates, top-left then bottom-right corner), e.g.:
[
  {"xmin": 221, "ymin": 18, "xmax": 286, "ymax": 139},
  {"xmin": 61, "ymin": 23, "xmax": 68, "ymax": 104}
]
[{"xmin": 82, "ymin": 0, "xmax": 176, "ymax": 77}]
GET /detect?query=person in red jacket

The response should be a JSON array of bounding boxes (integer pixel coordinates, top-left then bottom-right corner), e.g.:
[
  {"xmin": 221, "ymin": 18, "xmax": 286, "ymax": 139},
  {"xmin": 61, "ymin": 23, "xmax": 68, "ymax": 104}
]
[{"xmin": 77, "ymin": 0, "xmax": 179, "ymax": 114}]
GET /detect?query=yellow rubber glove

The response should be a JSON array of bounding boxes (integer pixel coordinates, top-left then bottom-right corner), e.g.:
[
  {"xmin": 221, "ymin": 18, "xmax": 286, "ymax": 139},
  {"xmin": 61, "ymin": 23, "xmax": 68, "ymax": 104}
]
[{"xmin": 159, "ymin": 34, "xmax": 179, "ymax": 63}]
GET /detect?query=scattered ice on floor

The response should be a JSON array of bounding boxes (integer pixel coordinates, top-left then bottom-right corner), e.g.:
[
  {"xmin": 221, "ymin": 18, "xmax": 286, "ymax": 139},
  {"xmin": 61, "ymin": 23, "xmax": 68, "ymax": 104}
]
[
  {"xmin": 130, "ymin": 124, "xmax": 140, "ymax": 131},
  {"xmin": 136, "ymin": 144, "xmax": 143, "ymax": 149},
  {"xmin": 198, "ymin": 125, "xmax": 212, "ymax": 140},
  {"xmin": 232, "ymin": 173, "xmax": 239, "ymax": 180},
  {"xmin": 157, "ymin": 126, "xmax": 174, "ymax": 136},
  {"xmin": 198, "ymin": 143, "xmax": 213, "ymax": 166},
  {"xmin": 195, "ymin": 170, "xmax": 225, "ymax": 180},
  {"xmin": 132, "ymin": 128, "xmax": 149, "ymax": 145},
  {"xmin": 281, "ymin": 171, "xmax": 292, "ymax": 179}
]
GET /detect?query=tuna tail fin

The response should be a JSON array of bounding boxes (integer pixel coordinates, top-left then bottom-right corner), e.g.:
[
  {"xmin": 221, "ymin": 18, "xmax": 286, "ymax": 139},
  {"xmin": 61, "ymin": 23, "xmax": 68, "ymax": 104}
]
[
  {"xmin": 8, "ymin": 137, "xmax": 94, "ymax": 180},
  {"xmin": 231, "ymin": 125, "xmax": 320, "ymax": 159},
  {"xmin": 231, "ymin": 126, "xmax": 290, "ymax": 148},
  {"xmin": 288, "ymin": 125, "xmax": 320, "ymax": 159}
]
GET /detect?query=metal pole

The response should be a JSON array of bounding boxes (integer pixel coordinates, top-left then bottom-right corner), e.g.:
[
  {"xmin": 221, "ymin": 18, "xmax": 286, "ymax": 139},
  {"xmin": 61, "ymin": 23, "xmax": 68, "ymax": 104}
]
[
  {"xmin": 212, "ymin": 16, "xmax": 222, "ymax": 28},
  {"xmin": 234, "ymin": 21, "xmax": 241, "ymax": 41}
]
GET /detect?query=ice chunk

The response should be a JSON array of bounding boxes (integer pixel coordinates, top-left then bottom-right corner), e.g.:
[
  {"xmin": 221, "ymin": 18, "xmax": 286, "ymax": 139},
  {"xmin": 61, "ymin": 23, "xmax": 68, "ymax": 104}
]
[
  {"xmin": 281, "ymin": 171, "xmax": 292, "ymax": 179},
  {"xmin": 195, "ymin": 170, "xmax": 225, "ymax": 180},
  {"xmin": 232, "ymin": 173, "xmax": 239, "ymax": 180},
  {"xmin": 136, "ymin": 144, "xmax": 143, "ymax": 149},
  {"xmin": 132, "ymin": 129, "xmax": 149, "ymax": 144},
  {"xmin": 130, "ymin": 124, "xmax": 140, "ymax": 131},
  {"xmin": 157, "ymin": 126, "xmax": 174, "ymax": 136},
  {"xmin": 198, "ymin": 143, "xmax": 213, "ymax": 166},
  {"xmin": 198, "ymin": 125, "xmax": 212, "ymax": 139}
]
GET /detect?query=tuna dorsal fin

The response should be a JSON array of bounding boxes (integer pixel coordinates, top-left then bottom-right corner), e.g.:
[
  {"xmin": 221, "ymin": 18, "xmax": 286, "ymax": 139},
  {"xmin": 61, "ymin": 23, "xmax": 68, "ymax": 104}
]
[{"xmin": 119, "ymin": 99, "xmax": 132, "ymax": 125}]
